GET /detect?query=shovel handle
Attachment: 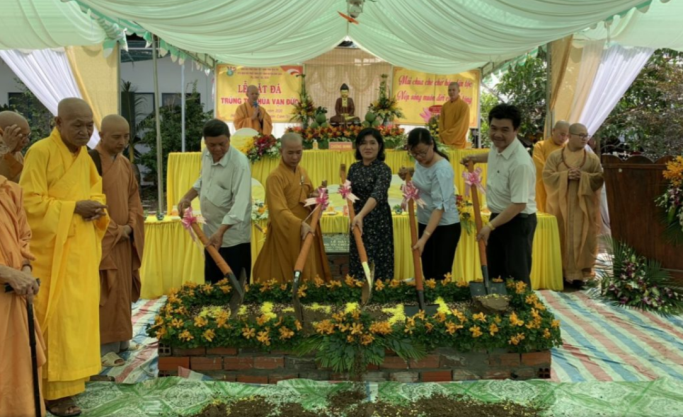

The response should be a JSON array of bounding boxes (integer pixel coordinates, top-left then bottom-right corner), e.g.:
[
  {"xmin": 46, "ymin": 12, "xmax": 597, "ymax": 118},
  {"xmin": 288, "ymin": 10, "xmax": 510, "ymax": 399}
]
[
  {"xmin": 340, "ymin": 164, "xmax": 369, "ymax": 264},
  {"xmin": 190, "ymin": 223, "xmax": 234, "ymax": 275},
  {"xmin": 467, "ymin": 161, "xmax": 488, "ymax": 268},
  {"xmin": 405, "ymin": 173, "xmax": 424, "ymax": 291},
  {"xmin": 294, "ymin": 203, "xmax": 323, "ymax": 272}
]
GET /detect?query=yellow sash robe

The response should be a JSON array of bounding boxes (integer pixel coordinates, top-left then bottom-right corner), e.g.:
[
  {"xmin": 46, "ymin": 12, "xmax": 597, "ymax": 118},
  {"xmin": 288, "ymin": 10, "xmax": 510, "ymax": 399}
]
[
  {"xmin": 533, "ymin": 138, "xmax": 565, "ymax": 212},
  {"xmin": 19, "ymin": 129, "xmax": 109, "ymax": 399}
]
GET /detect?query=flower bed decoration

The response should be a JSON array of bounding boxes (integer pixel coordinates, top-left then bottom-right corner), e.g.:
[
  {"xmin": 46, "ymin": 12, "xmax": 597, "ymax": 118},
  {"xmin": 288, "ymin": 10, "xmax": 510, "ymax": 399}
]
[
  {"xmin": 149, "ymin": 277, "xmax": 561, "ymax": 380},
  {"xmin": 238, "ymin": 134, "xmax": 280, "ymax": 163},
  {"xmin": 656, "ymin": 155, "xmax": 683, "ymax": 244}
]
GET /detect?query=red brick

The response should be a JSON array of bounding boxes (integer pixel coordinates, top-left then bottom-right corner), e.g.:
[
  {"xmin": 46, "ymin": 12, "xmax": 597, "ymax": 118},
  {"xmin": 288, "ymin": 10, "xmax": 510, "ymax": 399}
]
[
  {"xmin": 158, "ymin": 356, "xmax": 189, "ymax": 371},
  {"xmin": 440, "ymin": 354, "xmax": 466, "ymax": 368},
  {"xmin": 237, "ymin": 374, "xmax": 269, "ymax": 384},
  {"xmin": 389, "ymin": 372, "xmax": 419, "ymax": 383},
  {"xmin": 489, "ymin": 353, "xmax": 520, "ymax": 366},
  {"xmin": 173, "ymin": 348, "xmax": 206, "ymax": 356},
  {"xmin": 380, "ymin": 356, "xmax": 408, "ymax": 370},
  {"xmin": 510, "ymin": 368, "xmax": 536, "ymax": 380},
  {"xmin": 269, "ymin": 374, "xmax": 298, "ymax": 384},
  {"xmin": 254, "ymin": 356, "xmax": 284, "ymax": 370},
  {"xmin": 224, "ymin": 357, "xmax": 254, "ymax": 370},
  {"xmin": 207, "ymin": 347, "xmax": 238, "ymax": 356},
  {"xmin": 421, "ymin": 371, "xmax": 452, "ymax": 382},
  {"xmin": 483, "ymin": 370, "xmax": 510, "ymax": 380},
  {"xmin": 521, "ymin": 351, "xmax": 551, "ymax": 366},
  {"xmin": 385, "ymin": 349, "xmax": 398, "ymax": 356},
  {"xmin": 191, "ymin": 357, "xmax": 223, "ymax": 371},
  {"xmin": 409, "ymin": 354, "xmax": 440, "ymax": 369},
  {"xmin": 366, "ymin": 363, "xmax": 380, "ymax": 371},
  {"xmin": 269, "ymin": 350, "xmax": 291, "ymax": 355}
]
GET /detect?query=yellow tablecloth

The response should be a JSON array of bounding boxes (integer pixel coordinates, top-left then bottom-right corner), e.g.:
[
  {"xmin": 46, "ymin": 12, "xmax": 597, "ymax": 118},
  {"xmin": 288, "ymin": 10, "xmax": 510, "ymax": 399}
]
[
  {"xmin": 141, "ymin": 213, "xmax": 563, "ymax": 299},
  {"xmin": 165, "ymin": 148, "xmax": 489, "ymax": 214}
]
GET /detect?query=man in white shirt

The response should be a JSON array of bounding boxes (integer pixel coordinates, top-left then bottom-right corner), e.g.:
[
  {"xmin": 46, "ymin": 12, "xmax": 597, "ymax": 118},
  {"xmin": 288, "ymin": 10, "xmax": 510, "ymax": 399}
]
[
  {"xmin": 461, "ymin": 104, "xmax": 537, "ymax": 285},
  {"xmin": 178, "ymin": 119, "xmax": 252, "ymax": 283}
]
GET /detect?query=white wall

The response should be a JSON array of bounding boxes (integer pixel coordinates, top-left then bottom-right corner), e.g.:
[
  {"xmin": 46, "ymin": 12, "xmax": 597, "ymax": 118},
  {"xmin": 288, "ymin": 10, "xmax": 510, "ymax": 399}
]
[{"xmin": 0, "ymin": 55, "xmax": 215, "ymax": 112}]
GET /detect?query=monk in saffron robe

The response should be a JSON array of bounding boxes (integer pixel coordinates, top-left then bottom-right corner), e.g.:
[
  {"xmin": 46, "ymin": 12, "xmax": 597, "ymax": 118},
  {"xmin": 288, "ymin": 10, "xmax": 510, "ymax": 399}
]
[
  {"xmin": 92, "ymin": 115, "xmax": 144, "ymax": 363},
  {"xmin": 20, "ymin": 98, "xmax": 109, "ymax": 416},
  {"xmin": 0, "ymin": 173, "xmax": 47, "ymax": 417},
  {"xmin": 438, "ymin": 82, "xmax": 470, "ymax": 148},
  {"xmin": 543, "ymin": 123, "xmax": 603, "ymax": 287},
  {"xmin": 0, "ymin": 111, "xmax": 31, "ymax": 182},
  {"xmin": 253, "ymin": 133, "xmax": 331, "ymax": 283},
  {"xmin": 533, "ymin": 120, "xmax": 568, "ymax": 212},
  {"xmin": 234, "ymin": 85, "xmax": 273, "ymax": 135}
]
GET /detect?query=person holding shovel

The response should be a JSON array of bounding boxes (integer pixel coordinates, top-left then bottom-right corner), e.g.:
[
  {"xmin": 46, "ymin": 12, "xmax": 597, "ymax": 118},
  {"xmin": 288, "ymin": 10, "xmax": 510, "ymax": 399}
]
[
  {"xmin": 400, "ymin": 128, "xmax": 460, "ymax": 281},
  {"xmin": 460, "ymin": 104, "xmax": 537, "ymax": 286},
  {"xmin": 0, "ymin": 171, "xmax": 46, "ymax": 417}
]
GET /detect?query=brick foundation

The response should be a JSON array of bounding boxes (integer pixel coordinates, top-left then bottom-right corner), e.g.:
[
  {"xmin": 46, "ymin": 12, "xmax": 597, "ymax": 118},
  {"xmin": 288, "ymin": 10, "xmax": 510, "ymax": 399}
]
[
  {"xmin": 327, "ymin": 253, "xmax": 350, "ymax": 279},
  {"xmin": 158, "ymin": 344, "xmax": 551, "ymax": 383}
]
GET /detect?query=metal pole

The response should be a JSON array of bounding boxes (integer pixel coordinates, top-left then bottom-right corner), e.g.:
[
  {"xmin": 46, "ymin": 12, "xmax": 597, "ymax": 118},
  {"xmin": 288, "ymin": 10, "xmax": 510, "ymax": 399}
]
[
  {"xmin": 152, "ymin": 36, "xmax": 165, "ymax": 220},
  {"xmin": 545, "ymin": 42, "xmax": 553, "ymax": 138},
  {"xmin": 181, "ymin": 61, "xmax": 186, "ymax": 152},
  {"xmin": 477, "ymin": 68, "xmax": 482, "ymax": 148}
]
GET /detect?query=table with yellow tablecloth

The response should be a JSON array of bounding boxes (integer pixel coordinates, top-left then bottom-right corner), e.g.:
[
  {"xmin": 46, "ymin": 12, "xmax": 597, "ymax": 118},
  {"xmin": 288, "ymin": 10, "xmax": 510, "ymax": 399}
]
[
  {"xmin": 165, "ymin": 148, "xmax": 490, "ymax": 214},
  {"xmin": 141, "ymin": 212, "xmax": 563, "ymax": 299}
]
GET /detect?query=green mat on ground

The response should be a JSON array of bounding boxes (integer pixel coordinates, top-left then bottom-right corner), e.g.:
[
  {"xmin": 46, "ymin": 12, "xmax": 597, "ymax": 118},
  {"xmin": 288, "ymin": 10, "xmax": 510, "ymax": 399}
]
[{"xmin": 71, "ymin": 377, "xmax": 683, "ymax": 417}]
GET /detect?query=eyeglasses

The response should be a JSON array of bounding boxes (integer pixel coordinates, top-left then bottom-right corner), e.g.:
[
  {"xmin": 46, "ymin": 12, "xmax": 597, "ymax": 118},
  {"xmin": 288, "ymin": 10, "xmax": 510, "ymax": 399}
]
[
  {"xmin": 409, "ymin": 149, "xmax": 431, "ymax": 158},
  {"xmin": 571, "ymin": 133, "xmax": 591, "ymax": 139}
]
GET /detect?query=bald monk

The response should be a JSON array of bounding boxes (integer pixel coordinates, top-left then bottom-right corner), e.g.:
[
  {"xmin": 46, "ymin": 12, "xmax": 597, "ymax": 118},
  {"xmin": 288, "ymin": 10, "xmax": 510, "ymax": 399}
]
[
  {"xmin": 438, "ymin": 82, "xmax": 470, "ymax": 148},
  {"xmin": 0, "ymin": 173, "xmax": 47, "ymax": 417},
  {"xmin": 91, "ymin": 115, "xmax": 145, "ymax": 364},
  {"xmin": 253, "ymin": 133, "xmax": 331, "ymax": 283},
  {"xmin": 19, "ymin": 97, "xmax": 109, "ymax": 416},
  {"xmin": 543, "ymin": 123, "xmax": 603, "ymax": 287},
  {"xmin": 234, "ymin": 85, "xmax": 273, "ymax": 135},
  {"xmin": 533, "ymin": 121, "xmax": 568, "ymax": 212},
  {"xmin": 0, "ymin": 111, "xmax": 31, "ymax": 182}
]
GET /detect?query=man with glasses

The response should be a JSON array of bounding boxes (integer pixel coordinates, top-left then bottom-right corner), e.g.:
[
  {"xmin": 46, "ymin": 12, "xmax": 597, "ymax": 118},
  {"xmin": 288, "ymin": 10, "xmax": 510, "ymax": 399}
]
[
  {"xmin": 0, "ymin": 111, "xmax": 31, "ymax": 182},
  {"xmin": 542, "ymin": 123, "xmax": 604, "ymax": 287},
  {"xmin": 533, "ymin": 120, "xmax": 569, "ymax": 212},
  {"xmin": 460, "ymin": 104, "xmax": 537, "ymax": 285}
]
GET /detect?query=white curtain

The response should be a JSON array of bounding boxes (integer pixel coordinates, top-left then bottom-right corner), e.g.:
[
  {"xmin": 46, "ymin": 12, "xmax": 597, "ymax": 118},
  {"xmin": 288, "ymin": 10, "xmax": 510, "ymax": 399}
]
[
  {"xmin": 0, "ymin": 48, "xmax": 101, "ymax": 147},
  {"xmin": 578, "ymin": 44, "xmax": 654, "ymax": 135}
]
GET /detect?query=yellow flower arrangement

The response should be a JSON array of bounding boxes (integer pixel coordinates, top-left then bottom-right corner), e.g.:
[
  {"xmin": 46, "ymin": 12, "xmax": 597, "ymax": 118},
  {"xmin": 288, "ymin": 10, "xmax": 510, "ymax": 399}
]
[
  {"xmin": 375, "ymin": 280, "xmax": 385, "ymax": 291},
  {"xmin": 509, "ymin": 333, "xmax": 526, "ymax": 346},
  {"xmin": 445, "ymin": 321, "xmax": 463, "ymax": 335},
  {"xmin": 473, "ymin": 312, "xmax": 487, "ymax": 322},
  {"xmin": 361, "ymin": 334, "xmax": 375, "ymax": 346},
  {"xmin": 489, "ymin": 323, "xmax": 499, "ymax": 336},
  {"xmin": 664, "ymin": 156, "xmax": 683, "ymax": 187},
  {"xmin": 509, "ymin": 312, "xmax": 525, "ymax": 327},
  {"xmin": 469, "ymin": 326, "xmax": 483, "ymax": 338},
  {"xmin": 194, "ymin": 316, "xmax": 208, "ymax": 328},
  {"xmin": 425, "ymin": 279, "xmax": 437, "ymax": 289},
  {"xmin": 257, "ymin": 331, "xmax": 271, "ymax": 346},
  {"xmin": 315, "ymin": 320, "xmax": 335, "ymax": 335},
  {"xmin": 279, "ymin": 326, "xmax": 295, "ymax": 340},
  {"xmin": 178, "ymin": 330, "xmax": 193, "ymax": 341},
  {"xmin": 369, "ymin": 321, "xmax": 393, "ymax": 335},
  {"xmin": 203, "ymin": 329, "xmax": 216, "ymax": 342},
  {"xmin": 242, "ymin": 326, "xmax": 256, "ymax": 339}
]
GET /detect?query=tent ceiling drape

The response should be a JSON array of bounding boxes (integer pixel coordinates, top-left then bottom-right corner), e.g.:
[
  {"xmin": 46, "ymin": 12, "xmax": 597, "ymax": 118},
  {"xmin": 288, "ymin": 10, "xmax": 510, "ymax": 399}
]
[{"xmin": 74, "ymin": 0, "xmax": 660, "ymax": 73}]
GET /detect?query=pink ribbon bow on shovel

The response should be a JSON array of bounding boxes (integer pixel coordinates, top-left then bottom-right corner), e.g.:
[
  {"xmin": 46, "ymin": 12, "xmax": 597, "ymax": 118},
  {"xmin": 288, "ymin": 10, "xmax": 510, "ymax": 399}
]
[
  {"xmin": 462, "ymin": 167, "xmax": 486, "ymax": 197},
  {"xmin": 181, "ymin": 207, "xmax": 205, "ymax": 243},
  {"xmin": 401, "ymin": 180, "xmax": 425, "ymax": 211},
  {"xmin": 339, "ymin": 180, "xmax": 359, "ymax": 203},
  {"xmin": 305, "ymin": 187, "xmax": 330, "ymax": 211}
]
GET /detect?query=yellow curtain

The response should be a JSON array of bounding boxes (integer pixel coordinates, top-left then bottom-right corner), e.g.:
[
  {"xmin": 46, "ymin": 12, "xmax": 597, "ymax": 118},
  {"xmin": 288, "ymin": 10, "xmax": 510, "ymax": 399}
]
[
  {"xmin": 142, "ymin": 212, "xmax": 563, "ymax": 298},
  {"xmin": 304, "ymin": 48, "xmax": 392, "ymax": 121},
  {"xmin": 166, "ymin": 148, "xmax": 489, "ymax": 213},
  {"xmin": 65, "ymin": 44, "xmax": 119, "ymax": 131},
  {"xmin": 544, "ymin": 36, "xmax": 573, "ymax": 136}
]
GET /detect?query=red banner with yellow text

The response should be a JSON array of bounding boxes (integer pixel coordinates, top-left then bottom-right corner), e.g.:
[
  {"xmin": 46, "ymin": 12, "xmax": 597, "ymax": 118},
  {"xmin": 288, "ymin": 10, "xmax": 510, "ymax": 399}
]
[
  {"xmin": 215, "ymin": 65, "xmax": 302, "ymax": 123},
  {"xmin": 392, "ymin": 68, "xmax": 480, "ymax": 127}
]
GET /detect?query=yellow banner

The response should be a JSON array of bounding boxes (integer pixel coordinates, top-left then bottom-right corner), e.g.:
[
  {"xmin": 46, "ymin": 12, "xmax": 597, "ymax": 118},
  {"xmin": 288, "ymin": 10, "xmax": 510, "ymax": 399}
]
[
  {"xmin": 215, "ymin": 65, "xmax": 303, "ymax": 123},
  {"xmin": 392, "ymin": 68, "xmax": 480, "ymax": 127}
]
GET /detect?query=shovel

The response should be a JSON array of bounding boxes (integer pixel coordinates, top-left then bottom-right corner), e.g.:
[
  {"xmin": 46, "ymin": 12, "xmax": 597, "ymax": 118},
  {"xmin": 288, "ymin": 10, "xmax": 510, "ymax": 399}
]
[
  {"xmin": 466, "ymin": 161, "xmax": 507, "ymax": 297},
  {"xmin": 340, "ymin": 164, "xmax": 373, "ymax": 305},
  {"xmin": 292, "ymin": 181, "xmax": 327, "ymax": 322},
  {"xmin": 5, "ymin": 282, "xmax": 42, "ymax": 417},
  {"xmin": 404, "ymin": 172, "xmax": 426, "ymax": 311},
  {"xmin": 187, "ymin": 222, "xmax": 246, "ymax": 317}
]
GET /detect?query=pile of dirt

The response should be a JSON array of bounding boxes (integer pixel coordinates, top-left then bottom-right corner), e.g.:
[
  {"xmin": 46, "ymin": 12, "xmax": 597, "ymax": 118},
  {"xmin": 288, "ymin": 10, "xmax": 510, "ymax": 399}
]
[{"xmin": 188, "ymin": 388, "xmax": 546, "ymax": 417}]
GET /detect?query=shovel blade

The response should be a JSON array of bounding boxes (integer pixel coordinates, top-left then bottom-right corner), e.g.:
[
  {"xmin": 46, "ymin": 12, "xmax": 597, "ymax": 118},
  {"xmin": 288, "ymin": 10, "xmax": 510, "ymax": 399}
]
[{"xmin": 292, "ymin": 271, "xmax": 304, "ymax": 323}]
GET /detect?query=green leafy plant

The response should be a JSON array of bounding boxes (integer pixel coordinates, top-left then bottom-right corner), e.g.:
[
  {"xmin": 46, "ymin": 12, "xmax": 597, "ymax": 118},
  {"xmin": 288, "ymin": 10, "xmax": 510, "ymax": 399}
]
[
  {"xmin": 591, "ymin": 238, "xmax": 683, "ymax": 316},
  {"xmin": 0, "ymin": 78, "xmax": 53, "ymax": 147},
  {"xmin": 137, "ymin": 82, "xmax": 212, "ymax": 184}
]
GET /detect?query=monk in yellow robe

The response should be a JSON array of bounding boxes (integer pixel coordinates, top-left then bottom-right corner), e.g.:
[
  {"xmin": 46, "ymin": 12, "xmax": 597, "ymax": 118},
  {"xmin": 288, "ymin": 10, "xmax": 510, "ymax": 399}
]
[
  {"xmin": 533, "ymin": 120, "xmax": 569, "ymax": 212},
  {"xmin": 543, "ymin": 123, "xmax": 603, "ymax": 287},
  {"xmin": 20, "ymin": 98, "xmax": 109, "ymax": 416},
  {"xmin": 91, "ymin": 115, "xmax": 145, "ymax": 364},
  {"xmin": 234, "ymin": 85, "xmax": 273, "ymax": 135},
  {"xmin": 0, "ymin": 111, "xmax": 31, "ymax": 182},
  {"xmin": 253, "ymin": 133, "xmax": 331, "ymax": 283},
  {"xmin": 438, "ymin": 82, "xmax": 470, "ymax": 148},
  {"xmin": 0, "ymin": 174, "xmax": 47, "ymax": 417}
]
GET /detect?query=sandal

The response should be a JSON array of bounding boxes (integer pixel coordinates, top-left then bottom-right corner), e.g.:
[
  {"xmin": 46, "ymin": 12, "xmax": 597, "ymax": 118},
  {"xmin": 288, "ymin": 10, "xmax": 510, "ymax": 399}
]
[
  {"xmin": 46, "ymin": 397, "xmax": 81, "ymax": 417},
  {"xmin": 101, "ymin": 351, "xmax": 125, "ymax": 367}
]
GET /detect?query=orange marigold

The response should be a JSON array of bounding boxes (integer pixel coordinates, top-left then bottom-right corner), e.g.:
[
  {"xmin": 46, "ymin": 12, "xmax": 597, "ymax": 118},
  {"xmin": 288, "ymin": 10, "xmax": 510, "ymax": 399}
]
[
  {"xmin": 242, "ymin": 326, "xmax": 256, "ymax": 339},
  {"xmin": 469, "ymin": 326, "xmax": 483, "ymax": 338},
  {"xmin": 203, "ymin": 329, "xmax": 215, "ymax": 342},
  {"xmin": 194, "ymin": 316, "xmax": 208, "ymax": 328},
  {"xmin": 361, "ymin": 334, "xmax": 375, "ymax": 346},
  {"xmin": 257, "ymin": 330, "xmax": 271, "ymax": 346},
  {"xmin": 178, "ymin": 329, "xmax": 193, "ymax": 341},
  {"xmin": 279, "ymin": 326, "xmax": 295, "ymax": 340}
]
